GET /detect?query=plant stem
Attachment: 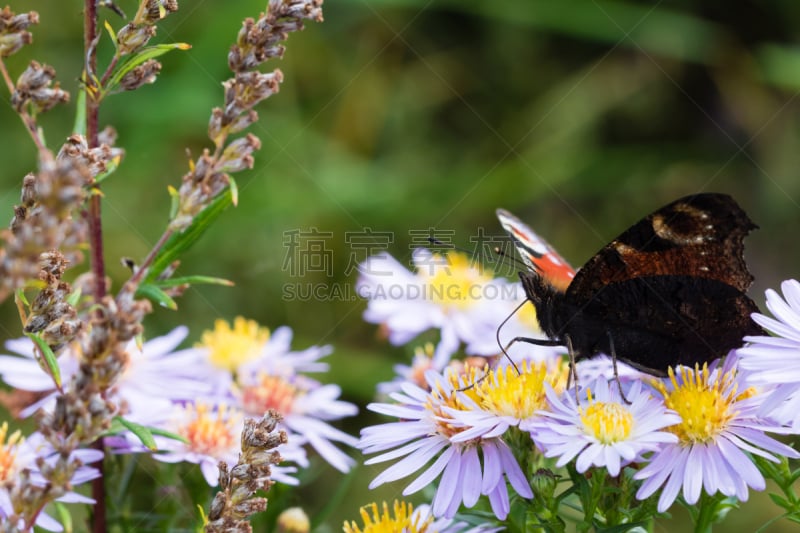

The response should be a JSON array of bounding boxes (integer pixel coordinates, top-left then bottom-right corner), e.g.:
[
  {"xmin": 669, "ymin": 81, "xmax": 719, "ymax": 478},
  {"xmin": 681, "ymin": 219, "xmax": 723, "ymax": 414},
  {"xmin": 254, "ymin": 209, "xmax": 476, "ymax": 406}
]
[
  {"xmin": 84, "ymin": 2, "xmax": 107, "ymax": 533},
  {"xmin": 126, "ymin": 228, "xmax": 175, "ymax": 289}
]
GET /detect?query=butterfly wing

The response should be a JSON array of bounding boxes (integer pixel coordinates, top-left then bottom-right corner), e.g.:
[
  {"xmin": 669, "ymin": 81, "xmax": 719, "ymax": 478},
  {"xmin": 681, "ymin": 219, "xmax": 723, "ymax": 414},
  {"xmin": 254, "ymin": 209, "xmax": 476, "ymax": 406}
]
[
  {"xmin": 573, "ymin": 275, "xmax": 762, "ymax": 374},
  {"xmin": 496, "ymin": 208, "xmax": 576, "ymax": 292},
  {"xmin": 566, "ymin": 193, "xmax": 757, "ymax": 302}
]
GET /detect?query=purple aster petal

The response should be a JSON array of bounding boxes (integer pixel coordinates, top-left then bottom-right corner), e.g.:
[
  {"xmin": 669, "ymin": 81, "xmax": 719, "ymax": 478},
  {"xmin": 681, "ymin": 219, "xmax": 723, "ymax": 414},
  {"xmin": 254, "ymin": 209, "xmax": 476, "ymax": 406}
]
[
  {"xmin": 575, "ymin": 443, "xmax": 602, "ymax": 474},
  {"xmin": 364, "ymin": 432, "xmax": 441, "ymax": 464},
  {"xmin": 658, "ymin": 447, "xmax": 689, "ymax": 511},
  {"xmin": 403, "ymin": 443, "xmax": 455, "ymax": 494},
  {"xmin": 716, "ymin": 436, "xmax": 764, "ymax": 493},
  {"xmin": 497, "ymin": 440, "xmax": 532, "ymax": 498},
  {"xmin": 434, "ymin": 451, "xmax": 463, "ymax": 517},
  {"xmin": 487, "ymin": 481, "xmax": 511, "ymax": 520},
  {"xmin": 370, "ymin": 437, "xmax": 447, "ymax": 487},
  {"xmin": 461, "ymin": 445, "xmax": 482, "ymax": 507},
  {"xmin": 480, "ymin": 439, "xmax": 502, "ymax": 493},
  {"xmin": 683, "ymin": 444, "xmax": 703, "ymax": 504}
]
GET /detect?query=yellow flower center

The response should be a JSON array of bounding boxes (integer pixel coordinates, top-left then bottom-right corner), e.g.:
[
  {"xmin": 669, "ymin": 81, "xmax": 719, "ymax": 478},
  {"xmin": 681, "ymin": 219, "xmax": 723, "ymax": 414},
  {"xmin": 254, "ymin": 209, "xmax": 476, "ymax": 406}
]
[
  {"xmin": 418, "ymin": 252, "xmax": 492, "ymax": 310},
  {"xmin": 200, "ymin": 316, "xmax": 270, "ymax": 372},
  {"xmin": 240, "ymin": 373, "xmax": 300, "ymax": 416},
  {"xmin": 476, "ymin": 359, "xmax": 570, "ymax": 419},
  {"xmin": 654, "ymin": 364, "xmax": 737, "ymax": 444},
  {"xmin": 425, "ymin": 369, "xmax": 483, "ymax": 438},
  {"xmin": 178, "ymin": 403, "xmax": 240, "ymax": 456},
  {"xmin": 0, "ymin": 422, "xmax": 23, "ymax": 483},
  {"xmin": 579, "ymin": 390, "xmax": 634, "ymax": 444},
  {"xmin": 343, "ymin": 501, "xmax": 431, "ymax": 533}
]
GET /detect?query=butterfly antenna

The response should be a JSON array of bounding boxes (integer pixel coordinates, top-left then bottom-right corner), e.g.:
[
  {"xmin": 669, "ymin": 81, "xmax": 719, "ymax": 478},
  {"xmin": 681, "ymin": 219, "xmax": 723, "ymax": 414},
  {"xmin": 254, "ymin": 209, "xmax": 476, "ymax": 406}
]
[
  {"xmin": 495, "ymin": 300, "xmax": 526, "ymax": 375},
  {"xmin": 493, "ymin": 245, "xmax": 530, "ymax": 271},
  {"xmin": 426, "ymin": 237, "xmax": 479, "ymax": 258}
]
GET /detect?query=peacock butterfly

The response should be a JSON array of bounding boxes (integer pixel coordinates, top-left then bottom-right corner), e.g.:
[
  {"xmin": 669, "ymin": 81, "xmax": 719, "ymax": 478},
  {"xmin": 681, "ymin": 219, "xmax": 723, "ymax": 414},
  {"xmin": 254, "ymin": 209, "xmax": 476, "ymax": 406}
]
[{"xmin": 497, "ymin": 193, "xmax": 763, "ymax": 376}]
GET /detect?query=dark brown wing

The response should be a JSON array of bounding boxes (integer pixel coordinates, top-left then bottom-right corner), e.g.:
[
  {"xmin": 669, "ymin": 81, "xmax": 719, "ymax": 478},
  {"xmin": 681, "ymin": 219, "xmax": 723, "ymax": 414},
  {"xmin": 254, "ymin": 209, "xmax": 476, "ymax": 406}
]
[
  {"xmin": 566, "ymin": 193, "xmax": 757, "ymax": 302},
  {"xmin": 565, "ymin": 275, "xmax": 762, "ymax": 374}
]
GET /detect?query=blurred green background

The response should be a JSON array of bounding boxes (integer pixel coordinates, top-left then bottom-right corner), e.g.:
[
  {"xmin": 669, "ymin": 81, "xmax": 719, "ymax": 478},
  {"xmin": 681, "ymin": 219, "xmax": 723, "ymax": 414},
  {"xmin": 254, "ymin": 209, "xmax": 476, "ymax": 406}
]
[{"xmin": 1, "ymin": 0, "xmax": 800, "ymax": 531}]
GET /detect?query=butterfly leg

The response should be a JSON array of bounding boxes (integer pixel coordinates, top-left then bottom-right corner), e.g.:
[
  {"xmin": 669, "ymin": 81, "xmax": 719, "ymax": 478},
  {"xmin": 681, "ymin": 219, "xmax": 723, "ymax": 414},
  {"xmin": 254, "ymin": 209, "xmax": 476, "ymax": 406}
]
[
  {"xmin": 500, "ymin": 336, "xmax": 562, "ymax": 376},
  {"xmin": 564, "ymin": 334, "xmax": 581, "ymax": 405},
  {"xmin": 606, "ymin": 331, "xmax": 630, "ymax": 404}
]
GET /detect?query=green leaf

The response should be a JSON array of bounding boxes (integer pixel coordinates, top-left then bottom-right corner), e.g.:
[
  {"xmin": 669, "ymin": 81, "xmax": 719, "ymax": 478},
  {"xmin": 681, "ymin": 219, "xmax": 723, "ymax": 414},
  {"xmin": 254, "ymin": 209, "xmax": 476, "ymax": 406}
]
[
  {"xmin": 136, "ymin": 283, "xmax": 178, "ymax": 310},
  {"xmin": 145, "ymin": 189, "xmax": 234, "ymax": 282},
  {"xmin": 72, "ymin": 87, "xmax": 87, "ymax": 137},
  {"xmin": 113, "ymin": 416, "xmax": 158, "ymax": 450},
  {"xmin": 15, "ymin": 288, "xmax": 29, "ymax": 306},
  {"xmin": 229, "ymin": 175, "xmax": 239, "ymax": 206},
  {"xmin": 104, "ymin": 20, "xmax": 118, "ymax": 49},
  {"xmin": 26, "ymin": 332, "xmax": 61, "ymax": 388},
  {"xmin": 104, "ymin": 42, "xmax": 191, "ymax": 94},
  {"xmin": 53, "ymin": 501, "xmax": 73, "ymax": 533},
  {"xmin": 769, "ymin": 493, "xmax": 790, "ymax": 509},
  {"xmin": 66, "ymin": 287, "xmax": 82, "ymax": 307},
  {"xmin": 152, "ymin": 275, "xmax": 234, "ymax": 288},
  {"xmin": 147, "ymin": 426, "xmax": 187, "ymax": 443},
  {"xmin": 93, "ymin": 156, "xmax": 121, "ymax": 185}
]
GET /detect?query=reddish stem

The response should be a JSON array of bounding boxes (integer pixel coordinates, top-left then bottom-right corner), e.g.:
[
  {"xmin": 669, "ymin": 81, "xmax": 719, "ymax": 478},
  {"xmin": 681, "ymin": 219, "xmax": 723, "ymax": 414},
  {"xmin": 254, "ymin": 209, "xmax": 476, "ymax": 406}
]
[{"xmin": 84, "ymin": 2, "xmax": 107, "ymax": 533}]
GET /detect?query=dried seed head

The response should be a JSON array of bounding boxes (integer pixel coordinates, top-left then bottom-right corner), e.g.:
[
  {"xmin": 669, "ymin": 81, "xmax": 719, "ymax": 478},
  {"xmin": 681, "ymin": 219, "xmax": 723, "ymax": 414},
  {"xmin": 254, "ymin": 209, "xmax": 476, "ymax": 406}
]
[
  {"xmin": 116, "ymin": 22, "xmax": 156, "ymax": 55},
  {"xmin": 0, "ymin": 6, "xmax": 38, "ymax": 57},
  {"xmin": 119, "ymin": 59, "xmax": 161, "ymax": 91},
  {"xmin": 12, "ymin": 61, "xmax": 70, "ymax": 113},
  {"xmin": 57, "ymin": 134, "xmax": 125, "ymax": 179},
  {"xmin": 218, "ymin": 134, "xmax": 261, "ymax": 173}
]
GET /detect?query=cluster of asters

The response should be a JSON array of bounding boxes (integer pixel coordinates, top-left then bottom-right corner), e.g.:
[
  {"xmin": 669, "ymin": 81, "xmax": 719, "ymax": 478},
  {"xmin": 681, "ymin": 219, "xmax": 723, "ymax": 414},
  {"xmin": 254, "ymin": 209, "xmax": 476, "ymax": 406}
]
[
  {"xmin": 351, "ymin": 249, "xmax": 800, "ymax": 528},
  {"xmin": 0, "ymin": 317, "xmax": 357, "ymax": 530}
]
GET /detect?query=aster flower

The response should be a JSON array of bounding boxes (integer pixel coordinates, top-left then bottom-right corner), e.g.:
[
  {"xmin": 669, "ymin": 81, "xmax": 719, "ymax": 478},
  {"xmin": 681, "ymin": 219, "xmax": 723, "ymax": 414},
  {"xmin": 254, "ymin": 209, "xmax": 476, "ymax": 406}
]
[
  {"xmin": 199, "ymin": 317, "xmax": 358, "ymax": 474},
  {"xmin": 0, "ymin": 326, "xmax": 218, "ymax": 421},
  {"xmin": 445, "ymin": 357, "xmax": 570, "ymax": 439},
  {"xmin": 634, "ymin": 356, "xmax": 799, "ymax": 512},
  {"xmin": 738, "ymin": 279, "xmax": 800, "ymax": 428},
  {"xmin": 237, "ymin": 369, "xmax": 358, "ymax": 473},
  {"xmin": 359, "ymin": 369, "xmax": 532, "ymax": 520},
  {"xmin": 0, "ymin": 425, "xmax": 102, "ymax": 532},
  {"xmin": 358, "ymin": 249, "xmax": 533, "ymax": 362},
  {"xmin": 530, "ymin": 379, "xmax": 679, "ymax": 476},
  {"xmin": 150, "ymin": 402, "xmax": 244, "ymax": 486},
  {"xmin": 0, "ymin": 337, "xmax": 80, "ymax": 417},
  {"xmin": 343, "ymin": 500, "xmax": 502, "ymax": 533}
]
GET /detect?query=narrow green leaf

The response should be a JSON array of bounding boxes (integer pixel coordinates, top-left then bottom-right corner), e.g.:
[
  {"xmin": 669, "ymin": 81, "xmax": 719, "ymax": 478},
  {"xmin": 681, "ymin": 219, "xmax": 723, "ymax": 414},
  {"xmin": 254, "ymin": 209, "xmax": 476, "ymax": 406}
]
[
  {"xmin": 53, "ymin": 501, "xmax": 73, "ymax": 533},
  {"xmin": 769, "ymin": 493, "xmax": 790, "ymax": 509},
  {"xmin": 104, "ymin": 20, "xmax": 118, "ymax": 48},
  {"xmin": 92, "ymin": 156, "xmax": 121, "ymax": 185},
  {"xmin": 25, "ymin": 333, "xmax": 61, "ymax": 388},
  {"xmin": 105, "ymin": 42, "xmax": 191, "ymax": 94},
  {"xmin": 153, "ymin": 275, "xmax": 234, "ymax": 288},
  {"xmin": 66, "ymin": 288, "xmax": 82, "ymax": 307},
  {"xmin": 228, "ymin": 175, "xmax": 239, "ymax": 206},
  {"xmin": 136, "ymin": 283, "xmax": 178, "ymax": 310},
  {"xmin": 114, "ymin": 416, "xmax": 158, "ymax": 450},
  {"xmin": 72, "ymin": 87, "xmax": 87, "ymax": 137},
  {"xmin": 148, "ymin": 426, "xmax": 188, "ymax": 443},
  {"xmin": 146, "ymin": 189, "xmax": 234, "ymax": 282},
  {"xmin": 15, "ymin": 288, "xmax": 29, "ymax": 306}
]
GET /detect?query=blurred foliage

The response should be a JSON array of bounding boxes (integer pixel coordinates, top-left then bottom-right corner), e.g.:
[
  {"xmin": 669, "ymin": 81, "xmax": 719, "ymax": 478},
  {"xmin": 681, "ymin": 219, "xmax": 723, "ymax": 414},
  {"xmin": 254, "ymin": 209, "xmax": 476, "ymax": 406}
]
[{"xmin": 1, "ymin": 0, "xmax": 799, "ymax": 531}]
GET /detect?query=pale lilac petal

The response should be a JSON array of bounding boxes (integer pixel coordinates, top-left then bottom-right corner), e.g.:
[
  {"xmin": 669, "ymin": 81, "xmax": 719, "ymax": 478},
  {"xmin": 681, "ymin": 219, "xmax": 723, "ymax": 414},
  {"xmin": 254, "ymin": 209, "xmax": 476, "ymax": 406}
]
[{"xmin": 461, "ymin": 446, "xmax": 481, "ymax": 507}]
